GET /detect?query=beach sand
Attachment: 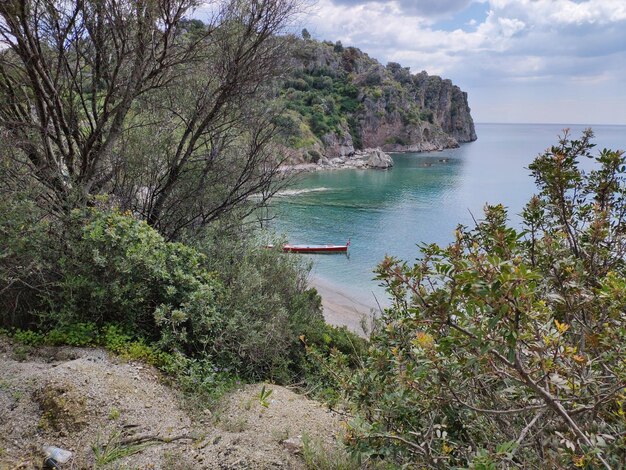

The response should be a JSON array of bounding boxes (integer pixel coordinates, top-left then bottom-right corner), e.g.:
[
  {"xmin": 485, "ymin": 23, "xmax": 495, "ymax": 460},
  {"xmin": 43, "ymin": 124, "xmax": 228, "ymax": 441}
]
[{"xmin": 309, "ymin": 276, "xmax": 380, "ymax": 337}]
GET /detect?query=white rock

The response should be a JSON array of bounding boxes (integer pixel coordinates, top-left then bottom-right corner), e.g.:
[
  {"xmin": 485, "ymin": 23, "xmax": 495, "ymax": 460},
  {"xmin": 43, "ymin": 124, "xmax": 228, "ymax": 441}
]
[
  {"xmin": 364, "ymin": 148, "xmax": 393, "ymax": 169},
  {"xmin": 282, "ymin": 435, "xmax": 303, "ymax": 454}
]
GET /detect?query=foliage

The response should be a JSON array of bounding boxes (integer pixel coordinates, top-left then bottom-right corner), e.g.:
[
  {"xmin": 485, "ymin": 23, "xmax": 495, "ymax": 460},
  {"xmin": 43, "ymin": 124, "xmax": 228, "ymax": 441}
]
[
  {"xmin": 92, "ymin": 429, "xmax": 158, "ymax": 468},
  {"xmin": 343, "ymin": 131, "xmax": 626, "ymax": 468},
  {"xmin": 196, "ymin": 223, "xmax": 327, "ymax": 381},
  {"xmin": 300, "ymin": 322, "xmax": 368, "ymax": 404},
  {"xmin": 0, "ymin": 0, "xmax": 298, "ymax": 239},
  {"xmin": 258, "ymin": 385, "xmax": 274, "ymax": 407},
  {"xmin": 44, "ymin": 323, "xmax": 99, "ymax": 347},
  {"xmin": 39, "ymin": 208, "xmax": 222, "ymax": 352},
  {"xmin": 301, "ymin": 434, "xmax": 363, "ymax": 470},
  {"xmin": 279, "ymin": 63, "xmax": 363, "ymax": 142},
  {"xmin": 1, "ymin": 201, "xmax": 341, "ymax": 386},
  {"xmin": 0, "ymin": 180, "xmax": 55, "ymax": 328}
]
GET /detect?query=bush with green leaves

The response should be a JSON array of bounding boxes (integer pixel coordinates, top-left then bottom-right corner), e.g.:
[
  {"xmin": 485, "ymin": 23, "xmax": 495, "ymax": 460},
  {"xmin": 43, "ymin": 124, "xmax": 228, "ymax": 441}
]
[
  {"xmin": 0, "ymin": 186, "xmax": 55, "ymax": 328},
  {"xmin": 195, "ymin": 224, "xmax": 328, "ymax": 381},
  {"xmin": 44, "ymin": 208, "xmax": 223, "ymax": 355},
  {"xmin": 1, "ymin": 202, "xmax": 336, "ymax": 382},
  {"xmin": 343, "ymin": 131, "xmax": 626, "ymax": 468},
  {"xmin": 300, "ymin": 323, "xmax": 368, "ymax": 405}
]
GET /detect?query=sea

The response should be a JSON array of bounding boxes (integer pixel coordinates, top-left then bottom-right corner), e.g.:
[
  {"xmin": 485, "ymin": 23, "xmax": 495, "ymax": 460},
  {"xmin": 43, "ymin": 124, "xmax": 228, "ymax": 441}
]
[{"xmin": 269, "ymin": 123, "xmax": 626, "ymax": 309}]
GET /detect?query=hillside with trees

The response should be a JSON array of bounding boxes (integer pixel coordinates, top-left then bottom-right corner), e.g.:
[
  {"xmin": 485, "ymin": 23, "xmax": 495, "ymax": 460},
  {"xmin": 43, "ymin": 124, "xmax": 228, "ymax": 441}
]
[
  {"xmin": 1, "ymin": 1, "xmax": 624, "ymax": 469},
  {"xmin": 276, "ymin": 35, "xmax": 477, "ymax": 164}
]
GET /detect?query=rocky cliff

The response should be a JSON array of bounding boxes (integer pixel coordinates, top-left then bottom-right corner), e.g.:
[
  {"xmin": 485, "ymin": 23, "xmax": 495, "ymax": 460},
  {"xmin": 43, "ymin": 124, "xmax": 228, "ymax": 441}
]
[{"xmin": 277, "ymin": 38, "xmax": 476, "ymax": 163}]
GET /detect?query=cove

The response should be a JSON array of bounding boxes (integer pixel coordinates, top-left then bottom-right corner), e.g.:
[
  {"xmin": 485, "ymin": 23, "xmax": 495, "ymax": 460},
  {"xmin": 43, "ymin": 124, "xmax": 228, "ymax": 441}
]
[{"xmin": 270, "ymin": 123, "xmax": 626, "ymax": 316}]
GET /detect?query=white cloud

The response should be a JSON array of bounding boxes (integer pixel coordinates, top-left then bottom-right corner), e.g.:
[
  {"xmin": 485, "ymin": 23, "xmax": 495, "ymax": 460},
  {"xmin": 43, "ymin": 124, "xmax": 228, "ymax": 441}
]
[
  {"xmin": 489, "ymin": 0, "xmax": 626, "ymax": 26},
  {"xmin": 328, "ymin": 0, "xmax": 475, "ymax": 17},
  {"xmin": 301, "ymin": 0, "xmax": 626, "ymax": 123}
]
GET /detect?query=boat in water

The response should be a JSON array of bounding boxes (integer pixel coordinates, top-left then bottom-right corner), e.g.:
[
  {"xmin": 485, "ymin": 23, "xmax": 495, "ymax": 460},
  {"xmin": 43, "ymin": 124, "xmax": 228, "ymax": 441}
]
[{"xmin": 267, "ymin": 239, "xmax": 350, "ymax": 254}]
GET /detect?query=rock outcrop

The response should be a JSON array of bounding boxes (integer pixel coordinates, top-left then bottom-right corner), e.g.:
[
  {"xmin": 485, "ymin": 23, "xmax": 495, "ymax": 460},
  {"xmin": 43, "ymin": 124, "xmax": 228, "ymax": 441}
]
[
  {"xmin": 278, "ymin": 38, "xmax": 477, "ymax": 166},
  {"xmin": 284, "ymin": 147, "xmax": 393, "ymax": 171},
  {"xmin": 365, "ymin": 148, "xmax": 394, "ymax": 169},
  {"xmin": 321, "ymin": 126, "xmax": 355, "ymax": 158}
]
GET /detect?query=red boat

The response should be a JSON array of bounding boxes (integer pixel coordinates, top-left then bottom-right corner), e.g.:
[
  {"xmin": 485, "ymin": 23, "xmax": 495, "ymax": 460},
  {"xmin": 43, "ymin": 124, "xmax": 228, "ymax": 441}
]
[{"xmin": 268, "ymin": 239, "xmax": 350, "ymax": 254}]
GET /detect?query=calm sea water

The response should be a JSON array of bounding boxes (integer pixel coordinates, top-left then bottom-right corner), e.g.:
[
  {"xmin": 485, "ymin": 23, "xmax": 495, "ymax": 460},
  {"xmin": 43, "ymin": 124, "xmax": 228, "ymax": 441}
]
[{"xmin": 270, "ymin": 123, "xmax": 626, "ymax": 307}]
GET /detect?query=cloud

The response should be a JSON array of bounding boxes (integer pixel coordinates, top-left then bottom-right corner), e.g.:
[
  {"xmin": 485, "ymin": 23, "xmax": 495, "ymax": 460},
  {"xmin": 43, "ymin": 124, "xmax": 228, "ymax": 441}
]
[
  {"xmin": 330, "ymin": 0, "xmax": 475, "ymax": 17},
  {"xmin": 307, "ymin": 0, "xmax": 626, "ymax": 79},
  {"xmin": 489, "ymin": 0, "xmax": 626, "ymax": 26},
  {"xmin": 302, "ymin": 0, "xmax": 626, "ymax": 123}
]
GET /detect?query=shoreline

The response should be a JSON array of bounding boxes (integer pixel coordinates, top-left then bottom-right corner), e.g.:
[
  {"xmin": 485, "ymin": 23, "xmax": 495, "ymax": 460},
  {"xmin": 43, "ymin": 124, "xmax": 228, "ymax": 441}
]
[
  {"xmin": 309, "ymin": 276, "xmax": 381, "ymax": 337},
  {"xmin": 278, "ymin": 142, "xmax": 469, "ymax": 174},
  {"xmin": 279, "ymin": 148, "xmax": 394, "ymax": 173}
]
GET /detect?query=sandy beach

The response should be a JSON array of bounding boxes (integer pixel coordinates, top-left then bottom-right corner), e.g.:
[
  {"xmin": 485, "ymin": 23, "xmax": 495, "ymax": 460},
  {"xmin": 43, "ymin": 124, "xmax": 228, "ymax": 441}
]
[{"xmin": 309, "ymin": 276, "xmax": 381, "ymax": 337}]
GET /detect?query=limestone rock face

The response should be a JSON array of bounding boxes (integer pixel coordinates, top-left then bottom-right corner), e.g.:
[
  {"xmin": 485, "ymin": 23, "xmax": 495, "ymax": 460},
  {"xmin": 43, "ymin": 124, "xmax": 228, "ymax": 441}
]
[
  {"xmin": 281, "ymin": 38, "xmax": 477, "ymax": 166},
  {"xmin": 322, "ymin": 126, "xmax": 355, "ymax": 158},
  {"xmin": 415, "ymin": 72, "xmax": 477, "ymax": 143}
]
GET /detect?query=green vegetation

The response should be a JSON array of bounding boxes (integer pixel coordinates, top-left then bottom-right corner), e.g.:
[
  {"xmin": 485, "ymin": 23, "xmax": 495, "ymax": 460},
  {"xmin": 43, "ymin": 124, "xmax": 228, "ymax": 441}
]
[
  {"xmin": 273, "ymin": 38, "xmax": 446, "ymax": 159},
  {"xmin": 0, "ymin": 2, "xmax": 621, "ymax": 468},
  {"xmin": 0, "ymin": 0, "xmax": 297, "ymax": 240},
  {"xmin": 301, "ymin": 434, "xmax": 361, "ymax": 470},
  {"xmin": 279, "ymin": 65, "xmax": 362, "ymax": 147},
  {"xmin": 332, "ymin": 131, "xmax": 626, "ymax": 468},
  {"xmin": 0, "ymin": 0, "xmax": 364, "ymax": 398},
  {"xmin": 0, "ymin": 201, "xmax": 360, "ymax": 392},
  {"xmin": 258, "ymin": 385, "xmax": 274, "ymax": 408},
  {"xmin": 92, "ymin": 429, "xmax": 158, "ymax": 468}
]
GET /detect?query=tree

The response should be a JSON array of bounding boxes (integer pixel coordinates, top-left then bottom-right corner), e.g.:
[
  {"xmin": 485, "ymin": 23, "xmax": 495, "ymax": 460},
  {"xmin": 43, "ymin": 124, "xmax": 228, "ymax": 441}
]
[
  {"xmin": 301, "ymin": 27, "xmax": 311, "ymax": 40},
  {"xmin": 344, "ymin": 130, "xmax": 626, "ymax": 468},
  {"xmin": 0, "ymin": 0, "xmax": 299, "ymax": 239}
]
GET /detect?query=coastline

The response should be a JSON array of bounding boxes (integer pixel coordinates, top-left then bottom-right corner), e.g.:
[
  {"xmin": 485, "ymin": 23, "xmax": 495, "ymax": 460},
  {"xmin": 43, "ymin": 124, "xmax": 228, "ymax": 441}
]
[
  {"xmin": 309, "ymin": 276, "xmax": 380, "ymax": 337},
  {"xmin": 279, "ymin": 148, "xmax": 394, "ymax": 173}
]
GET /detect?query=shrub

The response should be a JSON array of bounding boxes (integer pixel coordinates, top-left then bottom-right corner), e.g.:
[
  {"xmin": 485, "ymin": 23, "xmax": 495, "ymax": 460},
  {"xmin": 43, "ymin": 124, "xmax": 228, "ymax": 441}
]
[
  {"xmin": 44, "ymin": 208, "xmax": 223, "ymax": 352},
  {"xmin": 2, "ymin": 202, "xmax": 335, "ymax": 382},
  {"xmin": 0, "ymin": 190, "xmax": 55, "ymax": 328},
  {"xmin": 301, "ymin": 322, "xmax": 367, "ymax": 405},
  {"xmin": 45, "ymin": 323, "xmax": 99, "ymax": 346},
  {"xmin": 344, "ymin": 131, "xmax": 626, "ymax": 468},
  {"xmin": 197, "ymin": 225, "xmax": 326, "ymax": 381}
]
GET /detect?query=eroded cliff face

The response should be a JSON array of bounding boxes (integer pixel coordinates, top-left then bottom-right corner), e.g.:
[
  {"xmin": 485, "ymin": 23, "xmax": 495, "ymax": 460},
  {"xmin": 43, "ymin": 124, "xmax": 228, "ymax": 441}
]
[
  {"xmin": 416, "ymin": 72, "xmax": 477, "ymax": 143},
  {"xmin": 278, "ymin": 39, "xmax": 476, "ymax": 162}
]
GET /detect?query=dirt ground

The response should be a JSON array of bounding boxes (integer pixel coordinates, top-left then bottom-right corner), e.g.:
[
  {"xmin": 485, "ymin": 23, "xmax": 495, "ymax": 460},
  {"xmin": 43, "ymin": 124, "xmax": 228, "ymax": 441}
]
[{"xmin": 0, "ymin": 337, "xmax": 346, "ymax": 469}]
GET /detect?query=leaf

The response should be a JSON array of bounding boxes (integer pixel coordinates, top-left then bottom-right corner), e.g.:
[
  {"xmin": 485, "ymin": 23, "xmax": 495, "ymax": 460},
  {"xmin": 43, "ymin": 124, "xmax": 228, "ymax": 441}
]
[{"xmin": 496, "ymin": 440, "xmax": 518, "ymax": 454}]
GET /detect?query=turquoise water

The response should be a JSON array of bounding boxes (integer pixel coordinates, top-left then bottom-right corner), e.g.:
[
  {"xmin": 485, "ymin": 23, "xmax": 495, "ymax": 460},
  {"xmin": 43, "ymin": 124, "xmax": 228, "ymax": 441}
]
[{"xmin": 271, "ymin": 124, "xmax": 626, "ymax": 306}]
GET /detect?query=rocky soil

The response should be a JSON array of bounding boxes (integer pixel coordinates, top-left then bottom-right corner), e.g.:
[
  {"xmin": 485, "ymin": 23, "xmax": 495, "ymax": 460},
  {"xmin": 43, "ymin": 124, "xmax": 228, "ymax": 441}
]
[{"xmin": 0, "ymin": 338, "xmax": 346, "ymax": 469}]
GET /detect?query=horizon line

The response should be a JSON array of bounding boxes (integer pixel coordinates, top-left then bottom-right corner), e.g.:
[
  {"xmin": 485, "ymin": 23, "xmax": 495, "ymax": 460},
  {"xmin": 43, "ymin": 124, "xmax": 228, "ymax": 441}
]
[{"xmin": 476, "ymin": 121, "xmax": 626, "ymax": 127}]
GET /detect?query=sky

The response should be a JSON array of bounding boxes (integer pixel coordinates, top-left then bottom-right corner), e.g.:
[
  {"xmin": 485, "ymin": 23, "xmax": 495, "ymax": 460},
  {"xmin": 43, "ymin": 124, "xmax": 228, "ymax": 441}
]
[{"xmin": 293, "ymin": 0, "xmax": 626, "ymax": 125}]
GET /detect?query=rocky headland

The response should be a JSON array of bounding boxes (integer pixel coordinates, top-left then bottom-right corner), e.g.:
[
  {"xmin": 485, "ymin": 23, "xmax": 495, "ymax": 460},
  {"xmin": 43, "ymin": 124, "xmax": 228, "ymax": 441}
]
[{"xmin": 276, "ymin": 37, "xmax": 477, "ymax": 168}]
